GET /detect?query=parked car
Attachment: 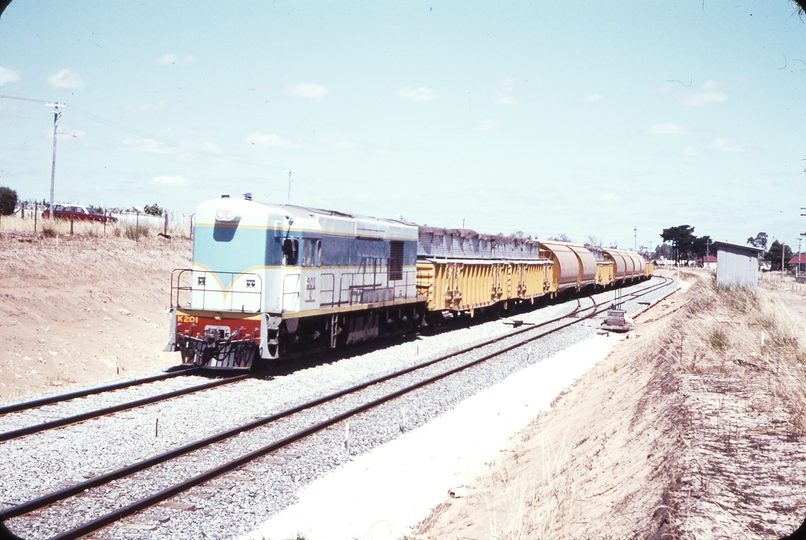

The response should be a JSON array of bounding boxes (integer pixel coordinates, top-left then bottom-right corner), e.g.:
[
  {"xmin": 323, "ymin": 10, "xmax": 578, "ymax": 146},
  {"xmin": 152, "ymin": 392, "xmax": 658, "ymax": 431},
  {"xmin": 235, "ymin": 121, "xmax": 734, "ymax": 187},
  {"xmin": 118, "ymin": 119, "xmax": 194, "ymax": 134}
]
[{"xmin": 41, "ymin": 204, "xmax": 118, "ymax": 223}]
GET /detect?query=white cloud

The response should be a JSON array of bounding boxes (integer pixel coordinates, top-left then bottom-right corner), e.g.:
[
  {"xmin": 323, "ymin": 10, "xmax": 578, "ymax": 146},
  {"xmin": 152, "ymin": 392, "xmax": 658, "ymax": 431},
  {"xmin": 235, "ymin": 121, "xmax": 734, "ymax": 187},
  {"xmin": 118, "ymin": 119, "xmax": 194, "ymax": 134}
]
[
  {"xmin": 150, "ymin": 175, "xmax": 188, "ymax": 186},
  {"xmin": 157, "ymin": 53, "xmax": 194, "ymax": 65},
  {"xmin": 126, "ymin": 100, "xmax": 168, "ymax": 112},
  {"xmin": 709, "ymin": 138, "xmax": 760, "ymax": 153},
  {"xmin": 47, "ymin": 69, "xmax": 85, "ymax": 90},
  {"xmin": 474, "ymin": 119, "xmax": 503, "ymax": 131},
  {"xmin": 648, "ymin": 123, "xmax": 691, "ymax": 135},
  {"xmin": 245, "ymin": 132, "xmax": 306, "ymax": 149},
  {"xmin": 582, "ymin": 94, "xmax": 604, "ymax": 103},
  {"xmin": 286, "ymin": 83, "xmax": 329, "ymax": 102},
  {"xmin": 493, "ymin": 77, "xmax": 517, "ymax": 105},
  {"xmin": 399, "ymin": 87, "xmax": 438, "ymax": 102},
  {"xmin": 677, "ymin": 80, "xmax": 728, "ymax": 107},
  {"xmin": 0, "ymin": 67, "xmax": 21, "ymax": 85}
]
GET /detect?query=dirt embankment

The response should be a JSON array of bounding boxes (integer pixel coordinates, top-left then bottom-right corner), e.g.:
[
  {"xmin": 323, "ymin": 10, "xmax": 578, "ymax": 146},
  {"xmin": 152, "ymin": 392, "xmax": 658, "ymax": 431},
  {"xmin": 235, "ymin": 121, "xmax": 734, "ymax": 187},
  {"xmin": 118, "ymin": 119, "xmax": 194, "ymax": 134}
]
[
  {"xmin": 0, "ymin": 233, "xmax": 191, "ymax": 401},
  {"xmin": 417, "ymin": 271, "xmax": 806, "ymax": 539}
]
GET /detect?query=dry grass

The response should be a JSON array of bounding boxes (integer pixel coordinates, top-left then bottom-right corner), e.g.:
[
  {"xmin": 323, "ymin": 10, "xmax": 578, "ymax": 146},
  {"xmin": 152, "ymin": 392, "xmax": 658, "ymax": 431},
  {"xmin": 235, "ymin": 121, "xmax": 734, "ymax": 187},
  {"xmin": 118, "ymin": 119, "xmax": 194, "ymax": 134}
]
[
  {"xmin": 417, "ymin": 271, "xmax": 806, "ymax": 539},
  {"xmin": 0, "ymin": 213, "xmax": 190, "ymax": 240}
]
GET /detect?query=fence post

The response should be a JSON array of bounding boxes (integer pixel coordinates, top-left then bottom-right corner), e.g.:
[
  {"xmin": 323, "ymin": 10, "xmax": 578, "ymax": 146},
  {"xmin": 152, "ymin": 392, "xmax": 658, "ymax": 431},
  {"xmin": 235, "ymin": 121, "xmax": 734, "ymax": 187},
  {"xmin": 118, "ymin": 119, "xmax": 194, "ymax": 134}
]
[
  {"xmin": 136, "ymin": 210, "xmax": 139, "ymax": 243},
  {"xmin": 164, "ymin": 212, "xmax": 168, "ymax": 235}
]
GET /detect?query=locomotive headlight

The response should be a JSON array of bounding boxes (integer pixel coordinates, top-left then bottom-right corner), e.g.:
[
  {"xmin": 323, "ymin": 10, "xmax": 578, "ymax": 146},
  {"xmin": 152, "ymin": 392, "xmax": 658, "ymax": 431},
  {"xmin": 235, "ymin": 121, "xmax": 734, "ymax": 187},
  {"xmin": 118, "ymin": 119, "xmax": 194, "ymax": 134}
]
[{"xmin": 215, "ymin": 210, "xmax": 237, "ymax": 221}]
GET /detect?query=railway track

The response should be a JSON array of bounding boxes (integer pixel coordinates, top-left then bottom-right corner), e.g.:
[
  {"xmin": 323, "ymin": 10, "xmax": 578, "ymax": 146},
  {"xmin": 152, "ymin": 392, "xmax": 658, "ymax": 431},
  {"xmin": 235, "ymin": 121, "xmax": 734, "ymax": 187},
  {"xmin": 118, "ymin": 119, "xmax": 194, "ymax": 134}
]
[
  {"xmin": 0, "ymin": 275, "xmax": 674, "ymax": 445},
  {"xmin": 0, "ymin": 374, "xmax": 250, "ymax": 442},
  {"xmin": 0, "ymin": 368, "xmax": 198, "ymax": 416},
  {"xmin": 1, "ymin": 276, "xmax": 676, "ymax": 540}
]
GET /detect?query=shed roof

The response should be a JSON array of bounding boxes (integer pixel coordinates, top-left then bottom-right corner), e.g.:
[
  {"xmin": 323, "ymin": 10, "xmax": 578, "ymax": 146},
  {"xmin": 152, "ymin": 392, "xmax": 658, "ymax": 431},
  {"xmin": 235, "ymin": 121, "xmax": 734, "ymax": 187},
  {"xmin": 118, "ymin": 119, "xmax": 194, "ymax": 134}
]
[{"xmin": 712, "ymin": 240, "xmax": 763, "ymax": 254}]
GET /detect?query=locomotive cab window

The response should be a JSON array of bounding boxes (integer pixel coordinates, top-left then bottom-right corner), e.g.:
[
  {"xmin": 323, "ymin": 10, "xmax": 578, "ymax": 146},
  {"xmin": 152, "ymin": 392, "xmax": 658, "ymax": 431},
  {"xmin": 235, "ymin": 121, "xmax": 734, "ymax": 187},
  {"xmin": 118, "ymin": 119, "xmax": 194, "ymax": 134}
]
[
  {"xmin": 302, "ymin": 238, "xmax": 322, "ymax": 267},
  {"xmin": 282, "ymin": 238, "xmax": 299, "ymax": 266}
]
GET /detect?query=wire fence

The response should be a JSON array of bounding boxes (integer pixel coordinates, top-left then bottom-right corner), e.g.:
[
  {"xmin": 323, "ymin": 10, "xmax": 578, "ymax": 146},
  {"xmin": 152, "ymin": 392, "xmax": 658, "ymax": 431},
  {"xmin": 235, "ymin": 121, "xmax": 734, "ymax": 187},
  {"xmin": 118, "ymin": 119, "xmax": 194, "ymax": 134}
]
[{"xmin": 10, "ymin": 202, "xmax": 194, "ymax": 237}]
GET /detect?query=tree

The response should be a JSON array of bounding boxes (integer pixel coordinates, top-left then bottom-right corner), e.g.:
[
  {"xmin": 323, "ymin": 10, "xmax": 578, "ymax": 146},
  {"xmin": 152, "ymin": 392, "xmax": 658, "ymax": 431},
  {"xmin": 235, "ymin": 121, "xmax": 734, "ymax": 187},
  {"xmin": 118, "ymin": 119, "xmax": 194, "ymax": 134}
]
[
  {"xmin": 0, "ymin": 186, "xmax": 17, "ymax": 216},
  {"xmin": 653, "ymin": 243, "xmax": 673, "ymax": 260},
  {"xmin": 747, "ymin": 232, "xmax": 768, "ymax": 250},
  {"xmin": 691, "ymin": 235, "xmax": 713, "ymax": 260},
  {"xmin": 765, "ymin": 240, "xmax": 794, "ymax": 271},
  {"xmin": 660, "ymin": 225, "xmax": 696, "ymax": 264},
  {"xmin": 143, "ymin": 203, "xmax": 164, "ymax": 216}
]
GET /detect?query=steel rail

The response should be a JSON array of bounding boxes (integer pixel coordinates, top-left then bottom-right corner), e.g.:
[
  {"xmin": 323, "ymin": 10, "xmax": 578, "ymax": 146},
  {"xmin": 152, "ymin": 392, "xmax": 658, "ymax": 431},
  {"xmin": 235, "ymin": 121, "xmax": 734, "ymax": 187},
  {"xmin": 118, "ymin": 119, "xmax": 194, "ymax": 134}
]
[
  {"xmin": 0, "ymin": 374, "xmax": 250, "ymax": 442},
  {"xmin": 0, "ymin": 368, "xmax": 198, "ymax": 416},
  {"xmin": 0, "ymin": 299, "xmax": 588, "ymax": 523},
  {"xmin": 43, "ymin": 294, "xmax": 608, "ymax": 540},
  {"xmin": 3, "ymin": 278, "xmax": 672, "ymax": 538}
]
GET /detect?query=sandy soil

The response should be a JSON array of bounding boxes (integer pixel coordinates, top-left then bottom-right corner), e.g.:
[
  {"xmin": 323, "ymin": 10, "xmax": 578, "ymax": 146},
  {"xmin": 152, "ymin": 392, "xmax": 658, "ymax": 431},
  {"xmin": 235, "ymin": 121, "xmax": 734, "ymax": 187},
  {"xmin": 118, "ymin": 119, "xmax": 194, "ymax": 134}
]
[
  {"xmin": 416, "ymin": 269, "xmax": 806, "ymax": 539},
  {"xmin": 0, "ymin": 231, "xmax": 190, "ymax": 401}
]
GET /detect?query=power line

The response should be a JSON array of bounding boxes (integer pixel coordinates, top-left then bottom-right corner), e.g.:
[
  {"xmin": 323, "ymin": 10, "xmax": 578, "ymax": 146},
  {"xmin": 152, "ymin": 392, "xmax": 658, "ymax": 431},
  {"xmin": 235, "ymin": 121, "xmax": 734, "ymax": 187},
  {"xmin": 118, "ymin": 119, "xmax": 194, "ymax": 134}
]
[
  {"xmin": 1, "ymin": 94, "xmax": 286, "ymax": 172},
  {"xmin": 0, "ymin": 94, "xmax": 55, "ymax": 105}
]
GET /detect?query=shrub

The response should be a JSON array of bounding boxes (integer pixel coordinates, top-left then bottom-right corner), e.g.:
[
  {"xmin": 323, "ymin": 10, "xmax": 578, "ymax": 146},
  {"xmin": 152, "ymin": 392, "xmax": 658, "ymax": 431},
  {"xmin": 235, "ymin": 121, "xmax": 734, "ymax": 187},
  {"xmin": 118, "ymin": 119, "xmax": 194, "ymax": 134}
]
[
  {"xmin": 143, "ymin": 203, "xmax": 164, "ymax": 216},
  {"xmin": 0, "ymin": 186, "xmax": 17, "ymax": 216},
  {"xmin": 708, "ymin": 327, "xmax": 729, "ymax": 351},
  {"xmin": 124, "ymin": 225, "xmax": 141, "ymax": 240}
]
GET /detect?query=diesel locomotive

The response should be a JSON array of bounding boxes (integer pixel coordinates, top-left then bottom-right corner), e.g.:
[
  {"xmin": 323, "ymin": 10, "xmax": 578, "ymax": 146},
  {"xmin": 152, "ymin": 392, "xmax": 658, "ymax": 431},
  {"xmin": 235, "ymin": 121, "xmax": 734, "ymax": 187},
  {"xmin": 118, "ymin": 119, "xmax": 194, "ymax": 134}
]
[{"xmin": 166, "ymin": 195, "xmax": 652, "ymax": 369}]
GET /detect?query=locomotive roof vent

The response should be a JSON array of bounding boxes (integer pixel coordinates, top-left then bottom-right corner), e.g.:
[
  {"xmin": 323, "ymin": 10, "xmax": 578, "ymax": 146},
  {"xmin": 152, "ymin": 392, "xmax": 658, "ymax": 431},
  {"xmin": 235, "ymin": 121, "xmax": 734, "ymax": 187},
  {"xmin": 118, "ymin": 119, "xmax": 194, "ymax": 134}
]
[
  {"xmin": 243, "ymin": 192, "xmax": 252, "ymax": 201},
  {"xmin": 221, "ymin": 194, "xmax": 230, "ymax": 198}
]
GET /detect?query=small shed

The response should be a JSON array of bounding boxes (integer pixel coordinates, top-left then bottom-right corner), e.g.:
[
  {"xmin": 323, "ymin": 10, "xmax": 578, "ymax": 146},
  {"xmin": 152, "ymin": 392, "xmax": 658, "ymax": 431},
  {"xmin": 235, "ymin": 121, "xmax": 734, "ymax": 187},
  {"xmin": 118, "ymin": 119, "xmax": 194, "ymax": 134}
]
[{"xmin": 713, "ymin": 241, "xmax": 762, "ymax": 289}]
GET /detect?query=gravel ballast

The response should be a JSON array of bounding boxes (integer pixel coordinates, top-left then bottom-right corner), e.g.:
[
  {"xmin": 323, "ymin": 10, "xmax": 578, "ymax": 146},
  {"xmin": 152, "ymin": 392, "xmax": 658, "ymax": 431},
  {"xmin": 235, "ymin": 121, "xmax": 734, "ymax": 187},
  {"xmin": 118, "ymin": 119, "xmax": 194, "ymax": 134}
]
[{"xmin": 0, "ymin": 278, "xmax": 677, "ymax": 540}]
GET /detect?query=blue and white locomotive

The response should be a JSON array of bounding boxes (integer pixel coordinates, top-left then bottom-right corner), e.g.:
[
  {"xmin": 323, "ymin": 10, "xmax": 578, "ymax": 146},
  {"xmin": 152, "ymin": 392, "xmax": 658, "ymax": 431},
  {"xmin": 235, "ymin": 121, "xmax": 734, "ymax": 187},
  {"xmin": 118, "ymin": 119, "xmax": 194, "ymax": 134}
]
[{"xmin": 166, "ymin": 194, "xmax": 424, "ymax": 369}]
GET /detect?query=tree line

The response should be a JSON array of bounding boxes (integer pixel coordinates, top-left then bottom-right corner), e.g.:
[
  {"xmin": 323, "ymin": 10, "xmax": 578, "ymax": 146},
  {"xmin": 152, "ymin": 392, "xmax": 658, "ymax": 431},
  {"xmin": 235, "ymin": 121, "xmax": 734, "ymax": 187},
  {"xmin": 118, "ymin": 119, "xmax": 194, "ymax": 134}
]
[{"xmin": 656, "ymin": 224, "xmax": 795, "ymax": 271}]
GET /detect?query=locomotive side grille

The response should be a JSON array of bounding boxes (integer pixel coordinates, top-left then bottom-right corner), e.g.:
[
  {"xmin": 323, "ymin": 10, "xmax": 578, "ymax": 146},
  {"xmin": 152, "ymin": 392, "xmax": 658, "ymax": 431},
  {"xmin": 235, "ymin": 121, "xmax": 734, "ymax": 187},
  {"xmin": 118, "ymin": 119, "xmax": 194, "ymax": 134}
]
[{"xmin": 389, "ymin": 240, "xmax": 404, "ymax": 281}]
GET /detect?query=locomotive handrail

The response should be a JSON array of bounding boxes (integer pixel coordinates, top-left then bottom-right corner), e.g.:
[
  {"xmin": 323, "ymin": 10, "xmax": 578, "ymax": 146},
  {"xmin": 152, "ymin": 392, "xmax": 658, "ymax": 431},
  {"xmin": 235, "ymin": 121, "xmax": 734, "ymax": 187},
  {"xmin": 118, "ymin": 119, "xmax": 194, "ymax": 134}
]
[{"xmin": 170, "ymin": 268, "xmax": 262, "ymax": 312}]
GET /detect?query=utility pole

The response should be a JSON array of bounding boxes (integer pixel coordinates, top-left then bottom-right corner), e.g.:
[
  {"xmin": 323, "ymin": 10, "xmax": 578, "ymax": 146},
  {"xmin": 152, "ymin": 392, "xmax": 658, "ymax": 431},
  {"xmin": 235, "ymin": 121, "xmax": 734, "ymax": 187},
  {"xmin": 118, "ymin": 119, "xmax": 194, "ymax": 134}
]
[
  {"xmin": 284, "ymin": 169, "xmax": 297, "ymax": 205},
  {"xmin": 633, "ymin": 227, "xmax": 637, "ymax": 252},
  {"xmin": 798, "ymin": 237, "xmax": 802, "ymax": 279},
  {"xmin": 782, "ymin": 241, "xmax": 786, "ymax": 278},
  {"xmin": 45, "ymin": 102, "xmax": 65, "ymax": 219}
]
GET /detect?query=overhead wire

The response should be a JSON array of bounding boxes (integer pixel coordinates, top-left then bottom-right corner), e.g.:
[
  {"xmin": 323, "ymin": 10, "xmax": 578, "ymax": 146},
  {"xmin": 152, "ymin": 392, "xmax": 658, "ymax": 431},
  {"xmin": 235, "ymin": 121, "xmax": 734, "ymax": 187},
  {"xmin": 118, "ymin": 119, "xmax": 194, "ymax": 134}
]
[{"xmin": 0, "ymin": 94, "xmax": 287, "ymax": 172}]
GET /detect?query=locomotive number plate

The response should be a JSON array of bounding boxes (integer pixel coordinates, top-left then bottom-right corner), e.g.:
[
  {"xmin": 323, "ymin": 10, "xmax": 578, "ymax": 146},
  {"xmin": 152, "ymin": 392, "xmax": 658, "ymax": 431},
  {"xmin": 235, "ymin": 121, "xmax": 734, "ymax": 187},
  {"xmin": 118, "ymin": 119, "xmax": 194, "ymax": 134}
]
[{"xmin": 177, "ymin": 315, "xmax": 199, "ymax": 323}]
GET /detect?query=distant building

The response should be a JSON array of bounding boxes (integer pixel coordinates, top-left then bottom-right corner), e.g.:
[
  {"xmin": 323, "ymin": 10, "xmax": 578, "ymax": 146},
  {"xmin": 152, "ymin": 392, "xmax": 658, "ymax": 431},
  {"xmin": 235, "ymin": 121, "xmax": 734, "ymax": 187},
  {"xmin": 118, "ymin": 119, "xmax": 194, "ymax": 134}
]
[
  {"xmin": 713, "ymin": 241, "xmax": 762, "ymax": 289},
  {"xmin": 789, "ymin": 254, "xmax": 806, "ymax": 273},
  {"xmin": 697, "ymin": 254, "xmax": 717, "ymax": 270}
]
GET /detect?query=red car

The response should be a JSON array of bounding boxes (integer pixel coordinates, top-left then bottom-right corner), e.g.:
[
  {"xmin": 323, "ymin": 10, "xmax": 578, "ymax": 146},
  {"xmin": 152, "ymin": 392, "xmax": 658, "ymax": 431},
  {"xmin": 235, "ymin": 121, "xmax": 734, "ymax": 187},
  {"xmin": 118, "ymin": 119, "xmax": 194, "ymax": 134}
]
[{"xmin": 42, "ymin": 204, "xmax": 118, "ymax": 223}]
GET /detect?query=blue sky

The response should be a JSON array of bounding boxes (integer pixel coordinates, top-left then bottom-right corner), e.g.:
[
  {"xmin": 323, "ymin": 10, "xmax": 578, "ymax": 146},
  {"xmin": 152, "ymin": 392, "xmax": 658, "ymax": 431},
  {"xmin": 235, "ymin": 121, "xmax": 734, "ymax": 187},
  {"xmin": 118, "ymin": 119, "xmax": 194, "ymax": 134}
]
[{"xmin": 1, "ymin": 1, "xmax": 805, "ymax": 251}]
